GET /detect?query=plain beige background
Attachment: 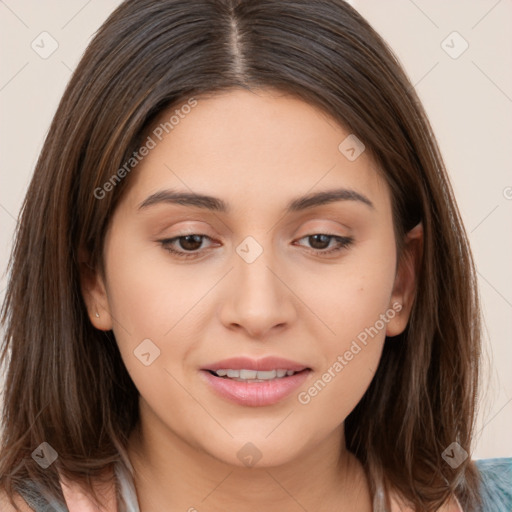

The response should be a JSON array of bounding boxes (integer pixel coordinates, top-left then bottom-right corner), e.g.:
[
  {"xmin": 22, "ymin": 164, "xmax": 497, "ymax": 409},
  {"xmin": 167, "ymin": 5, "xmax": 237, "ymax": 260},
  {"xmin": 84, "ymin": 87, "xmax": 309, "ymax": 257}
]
[{"xmin": 0, "ymin": 1, "xmax": 510, "ymax": 459}]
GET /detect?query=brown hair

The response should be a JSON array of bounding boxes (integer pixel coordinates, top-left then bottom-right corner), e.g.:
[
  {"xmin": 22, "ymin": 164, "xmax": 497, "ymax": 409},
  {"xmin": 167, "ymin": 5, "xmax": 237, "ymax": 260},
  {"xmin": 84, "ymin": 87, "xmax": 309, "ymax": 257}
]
[{"xmin": 0, "ymin": 0, "xmax": 484, "ymax": 510}]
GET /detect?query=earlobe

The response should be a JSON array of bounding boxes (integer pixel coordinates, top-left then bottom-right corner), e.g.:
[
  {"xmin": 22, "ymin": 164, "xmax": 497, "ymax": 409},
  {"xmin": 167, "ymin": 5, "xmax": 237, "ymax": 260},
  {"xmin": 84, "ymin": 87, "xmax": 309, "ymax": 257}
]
[
  {"xmin": 386, "ymin": 222, "xmax": 423, "ymax": 338},
  {"xmin": 78, "ymin": 250, "xmax": 113, "ymax": 331}
]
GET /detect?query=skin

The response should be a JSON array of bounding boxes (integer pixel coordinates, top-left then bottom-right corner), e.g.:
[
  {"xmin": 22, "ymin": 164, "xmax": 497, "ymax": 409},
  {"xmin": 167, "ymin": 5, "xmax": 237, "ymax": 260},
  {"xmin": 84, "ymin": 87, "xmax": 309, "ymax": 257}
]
[{"xmin": 80, "ymin": 88, "xmax": 429, "ymax": 511}]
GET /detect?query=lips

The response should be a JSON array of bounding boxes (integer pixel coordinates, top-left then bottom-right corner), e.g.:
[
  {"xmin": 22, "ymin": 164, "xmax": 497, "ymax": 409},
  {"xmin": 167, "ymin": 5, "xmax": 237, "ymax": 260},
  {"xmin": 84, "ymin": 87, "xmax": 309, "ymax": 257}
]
[
  {"xmin": 199, "ymin": 356, "xmax": 312, "ymax": 406},
  {"xmin": 202, "ymin": 356, "xmax": 309, "ymax": 373}
]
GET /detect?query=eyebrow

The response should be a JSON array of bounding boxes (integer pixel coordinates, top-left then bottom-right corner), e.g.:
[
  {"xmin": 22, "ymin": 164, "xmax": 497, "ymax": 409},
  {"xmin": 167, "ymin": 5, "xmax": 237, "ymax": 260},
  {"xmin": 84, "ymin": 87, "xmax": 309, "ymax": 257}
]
[{"xmin": 138, "ymin": 187, "xmax": 374, "ymax": 213}]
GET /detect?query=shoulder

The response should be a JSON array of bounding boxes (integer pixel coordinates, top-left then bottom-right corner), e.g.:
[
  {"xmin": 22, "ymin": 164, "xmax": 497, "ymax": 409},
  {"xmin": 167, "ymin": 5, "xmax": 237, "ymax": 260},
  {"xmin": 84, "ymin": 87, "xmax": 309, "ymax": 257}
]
[
  {"xmin": 0, "ymin": 488, "xmax": 34, "ymax": 512},
  {"xmin": 474, "ymin": 456, "xmax": 512, "ymax": 478},
  {"xmin": 436, "ymin": 496, "xmax": 464, "ymax": 512},
  {"xmin": 474, "ymin": 457, "xmax": 512, "ymax": 509},
  {"xmin": 389, "ymin": 458, "xmax": 512, "ymax": 512},
  {"xmin": 0, "ymin": 478, "xmax": 67, "ymax": 512},
  {"xmin": 389, "ymin": 490, "xmax": 462, "ymax": 511}
]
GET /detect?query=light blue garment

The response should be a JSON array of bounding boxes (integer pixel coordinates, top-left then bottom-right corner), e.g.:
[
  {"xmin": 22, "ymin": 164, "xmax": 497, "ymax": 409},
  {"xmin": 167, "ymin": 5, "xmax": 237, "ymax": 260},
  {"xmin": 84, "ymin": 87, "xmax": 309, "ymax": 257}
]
[
  {"xmin": 474, "ymin": 457, "xmax": 512, "ymax": 512},
  {"xmin": 14, "ymin": 457, "xmax": 512, "ymax": 511}
]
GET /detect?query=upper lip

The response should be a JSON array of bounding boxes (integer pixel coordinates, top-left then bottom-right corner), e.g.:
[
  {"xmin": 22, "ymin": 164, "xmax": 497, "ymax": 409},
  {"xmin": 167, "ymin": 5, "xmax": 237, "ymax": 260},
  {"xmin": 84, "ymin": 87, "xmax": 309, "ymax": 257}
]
[{"xmin": 202, "ymin": 356, "xmax": 310, "ymax": 372}]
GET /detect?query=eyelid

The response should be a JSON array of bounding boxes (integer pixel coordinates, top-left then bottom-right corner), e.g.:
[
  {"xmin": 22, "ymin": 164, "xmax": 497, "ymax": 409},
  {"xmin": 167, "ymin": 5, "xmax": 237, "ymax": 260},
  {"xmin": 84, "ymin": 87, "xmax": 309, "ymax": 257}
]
[{"xmin": 294, "ymin": 219, "xmax": 353, "ymax": 235}]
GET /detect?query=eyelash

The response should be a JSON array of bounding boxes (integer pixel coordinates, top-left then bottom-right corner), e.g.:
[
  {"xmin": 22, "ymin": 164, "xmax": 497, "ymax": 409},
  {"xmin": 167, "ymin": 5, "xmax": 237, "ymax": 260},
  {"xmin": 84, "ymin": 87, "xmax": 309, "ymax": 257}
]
[{"xmin": 158, "ymin": 233, "xmax": 354, "ymax": 259}]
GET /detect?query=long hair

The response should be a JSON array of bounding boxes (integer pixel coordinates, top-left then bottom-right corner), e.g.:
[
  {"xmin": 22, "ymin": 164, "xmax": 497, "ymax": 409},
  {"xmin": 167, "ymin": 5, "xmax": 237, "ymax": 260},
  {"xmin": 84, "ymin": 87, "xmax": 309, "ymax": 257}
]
[{"xmin": 0, "ymin": 0, "xmax": 483, "ymax": 510}]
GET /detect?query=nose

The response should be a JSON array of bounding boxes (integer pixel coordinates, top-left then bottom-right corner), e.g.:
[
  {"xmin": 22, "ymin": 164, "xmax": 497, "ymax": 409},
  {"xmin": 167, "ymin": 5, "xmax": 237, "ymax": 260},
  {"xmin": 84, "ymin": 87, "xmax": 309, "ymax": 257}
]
[{"xmin": 218, "ymin": 241, "xmax": 297, "ymax": 339}]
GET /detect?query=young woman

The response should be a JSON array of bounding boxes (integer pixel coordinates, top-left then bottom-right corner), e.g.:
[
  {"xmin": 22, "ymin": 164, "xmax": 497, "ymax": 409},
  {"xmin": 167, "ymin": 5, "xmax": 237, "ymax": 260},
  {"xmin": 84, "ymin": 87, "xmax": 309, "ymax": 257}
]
[{"xmin": 1, "ymin": 1, "xmax": 511, "ymax": 511}]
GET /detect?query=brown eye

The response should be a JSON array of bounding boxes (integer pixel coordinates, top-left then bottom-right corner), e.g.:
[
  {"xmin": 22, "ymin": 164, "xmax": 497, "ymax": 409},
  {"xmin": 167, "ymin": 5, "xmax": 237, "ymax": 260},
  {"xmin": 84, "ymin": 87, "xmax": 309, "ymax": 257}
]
[
  {"xmin": 294, "ymin": 234, "xmax": 354, "ymax": 256},
  {"xmin": 176, "ymin": 234, "xmax": 204, "ymax": 251},
  {"xmin": 159, "ymin": 234, "xmax": 215, "ymax": 259},
  {"xmin": 307, "ymin": 234, "xmax": 332, "ymax": 250}
]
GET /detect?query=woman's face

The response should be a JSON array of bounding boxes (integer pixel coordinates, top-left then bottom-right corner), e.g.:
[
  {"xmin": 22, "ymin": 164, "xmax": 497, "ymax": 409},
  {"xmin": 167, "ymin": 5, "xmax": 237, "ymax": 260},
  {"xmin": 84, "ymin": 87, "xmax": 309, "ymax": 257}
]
[{"xmin": 84, "ymin": 88, "xmax": 418, "ymax": 468}]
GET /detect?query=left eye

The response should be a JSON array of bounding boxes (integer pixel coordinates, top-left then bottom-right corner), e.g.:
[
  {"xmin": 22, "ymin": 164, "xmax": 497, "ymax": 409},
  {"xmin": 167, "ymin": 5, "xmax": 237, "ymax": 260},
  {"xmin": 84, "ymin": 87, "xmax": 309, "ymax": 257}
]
[
  {"xmin": 160, "ymin": 234, "xmax": 214, "ymax": 258},
  {"xmin": 159, "ymin": 233, "xmax": 354, "ymax": 259},
  {"xmin": 294, "ymin": 233, "xmax": 354, "ymax": 255}
]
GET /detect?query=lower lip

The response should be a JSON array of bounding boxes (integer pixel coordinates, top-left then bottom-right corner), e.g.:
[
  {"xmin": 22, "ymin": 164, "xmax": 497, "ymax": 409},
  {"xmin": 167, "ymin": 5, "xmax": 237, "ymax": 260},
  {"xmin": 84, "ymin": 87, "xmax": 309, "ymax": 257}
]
[{"xmin": 200, "ymin": 369, "xmax": 311, "ymax": 407}]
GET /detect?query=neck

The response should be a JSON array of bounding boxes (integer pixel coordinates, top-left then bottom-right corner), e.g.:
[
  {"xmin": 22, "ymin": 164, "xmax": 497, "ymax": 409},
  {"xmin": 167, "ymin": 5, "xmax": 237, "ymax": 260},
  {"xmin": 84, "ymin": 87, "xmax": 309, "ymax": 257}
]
[{"xmin": 126, "ymin": 402, "xmax": 372, "ymax": 512}]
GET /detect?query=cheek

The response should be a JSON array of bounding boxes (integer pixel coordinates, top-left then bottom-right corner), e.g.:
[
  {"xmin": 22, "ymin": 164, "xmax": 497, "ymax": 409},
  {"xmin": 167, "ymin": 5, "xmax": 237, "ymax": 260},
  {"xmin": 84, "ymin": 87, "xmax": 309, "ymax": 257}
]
[
  {"xmin": 101, "ymin": 233, "xmax": 187, "ymax": 381},
  {"xmin": 297, "ymin": 230, "xmax": 397, "ymax": 350},
  {"xmin": 103, "ymin": 230, "xmax": 208, "ymax": 338},
  {"xmin": 101, "ymin": 230, "xmax": 228, "ymax": 401}
]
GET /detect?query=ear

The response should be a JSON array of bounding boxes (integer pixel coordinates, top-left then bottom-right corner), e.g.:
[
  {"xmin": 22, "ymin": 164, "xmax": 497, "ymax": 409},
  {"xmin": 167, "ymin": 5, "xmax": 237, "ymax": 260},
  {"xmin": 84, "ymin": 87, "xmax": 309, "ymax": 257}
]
[
  {"xmin": 386, "ymin": 222, "xmax": 423, "ymax": 337},
  {"xmin": 78, "ymin": 247, "xmax": 113, "ymax": 331}
]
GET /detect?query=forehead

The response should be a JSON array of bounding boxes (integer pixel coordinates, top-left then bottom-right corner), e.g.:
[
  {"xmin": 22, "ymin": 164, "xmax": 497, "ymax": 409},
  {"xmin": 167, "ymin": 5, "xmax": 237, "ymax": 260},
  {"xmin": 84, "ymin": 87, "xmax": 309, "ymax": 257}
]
[{"xmin": 121, "ymin": 87, "xmax": 391, "ymax": 216}]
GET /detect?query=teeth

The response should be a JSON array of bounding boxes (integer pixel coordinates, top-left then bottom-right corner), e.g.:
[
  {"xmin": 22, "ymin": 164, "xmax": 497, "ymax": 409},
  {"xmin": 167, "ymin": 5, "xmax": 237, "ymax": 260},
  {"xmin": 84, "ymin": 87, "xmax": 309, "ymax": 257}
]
[
  {"xmin": 240, "ymin": 369, "xmax": 258, "ymax": 379},
  {"xmin": 212, "ymin": 368, "xmax": 299, "ymax": 380}
]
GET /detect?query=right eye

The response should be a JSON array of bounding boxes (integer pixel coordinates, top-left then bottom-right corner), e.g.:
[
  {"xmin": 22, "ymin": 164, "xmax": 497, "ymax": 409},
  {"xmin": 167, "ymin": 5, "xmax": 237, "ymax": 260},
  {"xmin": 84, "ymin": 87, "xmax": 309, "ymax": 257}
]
[
  {"xmin": 159, "ymin": 234, "xmax": 217, "ymax": 259},
  {"xmin": 293, "ymin": 233, "xmax": 354, "ymax": 257}
]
